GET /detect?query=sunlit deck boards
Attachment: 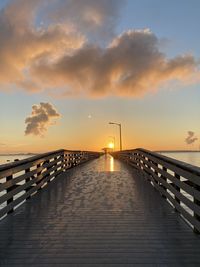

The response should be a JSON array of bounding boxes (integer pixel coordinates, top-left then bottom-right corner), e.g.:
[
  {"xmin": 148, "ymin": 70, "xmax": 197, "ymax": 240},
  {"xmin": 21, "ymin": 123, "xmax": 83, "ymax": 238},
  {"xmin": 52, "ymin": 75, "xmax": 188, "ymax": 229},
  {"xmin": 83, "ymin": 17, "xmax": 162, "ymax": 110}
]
[{"xmin": 0, "ymin": 155, "xmax": 200, "ymax": 266}]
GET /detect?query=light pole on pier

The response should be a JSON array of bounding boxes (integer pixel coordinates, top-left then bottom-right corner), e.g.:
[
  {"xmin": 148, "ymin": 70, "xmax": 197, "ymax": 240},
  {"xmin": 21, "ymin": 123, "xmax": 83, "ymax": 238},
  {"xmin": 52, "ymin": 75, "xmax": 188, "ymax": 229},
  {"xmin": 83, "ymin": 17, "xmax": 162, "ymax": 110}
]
[{"xmin": 109, "ymin": 122, "xmax": 122, "ymax": 151}]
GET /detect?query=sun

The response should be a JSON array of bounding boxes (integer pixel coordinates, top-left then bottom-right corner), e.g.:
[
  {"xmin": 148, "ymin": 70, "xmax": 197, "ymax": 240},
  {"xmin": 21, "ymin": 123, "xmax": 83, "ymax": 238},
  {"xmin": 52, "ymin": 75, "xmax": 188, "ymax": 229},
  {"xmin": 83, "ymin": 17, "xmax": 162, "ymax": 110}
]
[{"xmin": 108, "ymin": 142, "xmax": 114, "ymax": 149}]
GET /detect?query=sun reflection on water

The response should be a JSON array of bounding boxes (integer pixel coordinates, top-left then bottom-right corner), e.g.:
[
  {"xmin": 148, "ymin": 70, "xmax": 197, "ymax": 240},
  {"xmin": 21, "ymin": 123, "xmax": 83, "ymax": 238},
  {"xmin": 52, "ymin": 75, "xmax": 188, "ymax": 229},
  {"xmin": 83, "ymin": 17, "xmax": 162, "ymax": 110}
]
[{"xmin": 110, "ymin": 156, "xmax": 114, "ymax": 172}]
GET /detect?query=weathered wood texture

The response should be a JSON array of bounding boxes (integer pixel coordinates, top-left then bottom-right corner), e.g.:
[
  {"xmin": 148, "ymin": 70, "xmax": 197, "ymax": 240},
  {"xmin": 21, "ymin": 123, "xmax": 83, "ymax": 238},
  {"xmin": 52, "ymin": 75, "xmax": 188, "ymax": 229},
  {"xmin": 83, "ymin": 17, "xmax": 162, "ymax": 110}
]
[
  {"xmin": 112, "ymin": 148, "xmax": 200, "ymax": 233},
  {"xmin": 0, "ymin": 155, "xmax": 200, "ymax": 266},
  {"xmin": 0, "ymin": 149, "xmax": 100, "ymax": 219}
]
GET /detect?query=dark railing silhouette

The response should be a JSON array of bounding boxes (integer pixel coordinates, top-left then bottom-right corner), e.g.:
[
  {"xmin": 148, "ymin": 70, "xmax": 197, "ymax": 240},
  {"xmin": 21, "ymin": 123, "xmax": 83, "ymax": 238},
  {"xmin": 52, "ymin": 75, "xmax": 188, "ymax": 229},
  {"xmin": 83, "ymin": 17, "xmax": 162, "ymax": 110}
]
[
  {"xmin": 0, "ymin": 149, "xmax": 101, "ymax": 220},
  {"xmin": 111, "ymin": 148, "xmax": 200, "ymax": 233}
]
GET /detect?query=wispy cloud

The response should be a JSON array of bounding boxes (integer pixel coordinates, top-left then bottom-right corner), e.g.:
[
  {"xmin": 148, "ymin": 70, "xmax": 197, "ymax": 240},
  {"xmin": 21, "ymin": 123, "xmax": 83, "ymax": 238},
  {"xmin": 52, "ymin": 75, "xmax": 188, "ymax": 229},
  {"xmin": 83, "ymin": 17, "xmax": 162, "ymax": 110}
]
[
  {"xmin": 0, "ymin": 0, "xmax": 199, "ymax": 98},
  {"xmin": 25, "ymin": 102, "xmax": 61, "ymax": 137},
  {"xmin": 185, "ymin": 131, "xmax": 198, "ymax": 145},
  {"xmin": 0, "ymin": 143, "xmax": 6, "ymax": 147},
  {"xmin": 46, "ymin": 0, "xmax": 125, "ymax": 39}
]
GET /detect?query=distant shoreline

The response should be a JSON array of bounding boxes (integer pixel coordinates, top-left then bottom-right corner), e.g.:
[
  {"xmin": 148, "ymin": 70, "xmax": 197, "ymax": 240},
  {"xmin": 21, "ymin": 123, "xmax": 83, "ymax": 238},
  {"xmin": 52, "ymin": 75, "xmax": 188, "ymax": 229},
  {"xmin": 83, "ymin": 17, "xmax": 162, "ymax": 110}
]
[
  {"xmin": 156, "ymin": 150, "xmax": 200, "ymax": 153},
  {"xmin": 0, "ymin": 153, "xmax": 38, "ymax": 156},
  {"xmin": 1, "ymin": 151, "xmax": 200, "ymax": 155}
]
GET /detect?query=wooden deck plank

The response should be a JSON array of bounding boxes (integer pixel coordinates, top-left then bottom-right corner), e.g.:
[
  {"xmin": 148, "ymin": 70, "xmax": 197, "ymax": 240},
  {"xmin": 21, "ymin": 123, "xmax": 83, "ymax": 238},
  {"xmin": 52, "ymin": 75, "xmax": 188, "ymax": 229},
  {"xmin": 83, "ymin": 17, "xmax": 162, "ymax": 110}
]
[{"xmin": 0, "ymin": 155, "xmax": 200, "ymax": 266}]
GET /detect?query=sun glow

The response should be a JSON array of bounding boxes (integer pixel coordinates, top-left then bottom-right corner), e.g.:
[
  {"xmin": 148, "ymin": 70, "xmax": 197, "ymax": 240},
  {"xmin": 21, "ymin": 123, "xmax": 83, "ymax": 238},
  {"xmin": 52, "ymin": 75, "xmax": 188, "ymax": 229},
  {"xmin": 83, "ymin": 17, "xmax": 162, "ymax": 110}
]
[{"xmin": 108, "ymin": 142, "xmax": 114, "ymax": 149}]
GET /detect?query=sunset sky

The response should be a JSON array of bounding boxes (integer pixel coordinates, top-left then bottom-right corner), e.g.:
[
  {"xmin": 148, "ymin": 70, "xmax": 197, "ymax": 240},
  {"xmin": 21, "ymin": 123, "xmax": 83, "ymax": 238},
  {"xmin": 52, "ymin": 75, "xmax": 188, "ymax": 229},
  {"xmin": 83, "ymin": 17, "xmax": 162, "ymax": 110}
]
[{"xmin": 0, "ymin": 0, "xmax": 200, "ymax": 153}]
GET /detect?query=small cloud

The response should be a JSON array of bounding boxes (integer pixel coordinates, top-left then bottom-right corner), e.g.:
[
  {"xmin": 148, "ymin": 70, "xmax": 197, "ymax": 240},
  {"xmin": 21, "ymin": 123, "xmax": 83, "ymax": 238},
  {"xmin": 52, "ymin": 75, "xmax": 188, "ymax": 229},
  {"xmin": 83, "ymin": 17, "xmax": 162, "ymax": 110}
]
[
  {"xmin": 185, "ymin": 131, "xmax": 198, "ymax": 145},
  {"xmin": 0, "ymin": 143, "xmax": 6, "ymax": 147},
  {"xmin": 25, "ymin": 102, "xmax": 61, "ymax": 137},
  {"xmin": 88, "ymin": 114, "xmax": 92, "ymax": 119}
]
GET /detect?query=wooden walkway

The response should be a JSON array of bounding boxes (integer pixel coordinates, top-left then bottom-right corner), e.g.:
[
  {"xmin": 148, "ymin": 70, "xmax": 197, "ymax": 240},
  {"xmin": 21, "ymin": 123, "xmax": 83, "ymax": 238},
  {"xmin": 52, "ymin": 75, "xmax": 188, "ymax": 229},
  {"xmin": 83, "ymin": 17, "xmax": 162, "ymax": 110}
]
[{"xmin": 0, "ymin": 155, "xmax": 200, "ymax": 266}]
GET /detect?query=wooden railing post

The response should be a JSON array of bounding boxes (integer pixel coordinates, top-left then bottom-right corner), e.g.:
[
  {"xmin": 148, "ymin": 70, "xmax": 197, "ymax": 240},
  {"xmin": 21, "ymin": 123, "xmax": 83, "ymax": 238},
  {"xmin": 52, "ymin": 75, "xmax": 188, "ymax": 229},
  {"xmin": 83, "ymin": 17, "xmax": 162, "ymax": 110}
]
[
  {"xmin": 134, "ymin": 152, "xmax": 138, "ymax": 167},
  {"xmin": 65, "ymin": 152, "xmax": 69, "ymax": 169},
  {"xmin": 63, "ymin": 151, "xmax": 67, "ymax": 171},
  {"xmin": 72, "ymin": 153, "xmax": 75, "ymax": 166},
  {"xmin": 68, "ymin": 153, "xmax": 72, "ymax": 168},
  {"xmin": 161, "ymin": 166, "xmax": 167, "ymax": 199},
  {"xmin": 153, "ymin": 162, "xmax": 159, "ymax": 186},
  {"xmin": 6, "ymin": 175, "xmax": 13, "ymax": 214},
  {"xmin": 25, "ymin": 168, "xmax": 31, "ymax": 200},
  {"xmin": 137, "ymin": 153, "xmax": 140, "ymax": 168},
  {"xmin": 74, "ymin": 153, "xmax": 78, "ymax": 166},
  {"xmin": 62, "ymin": 152, "xmax": 64, "ymax": 171},
  {"xmin": 140, "ymin": 154, "xmax": 144, "ymax": 170},
  {"xmin": 46, "ymin": 159, "xmax": 51, "ymax": 183},
  {"xmin": 194, "ymin": 184, "xmax": 200, "ymax": 234},
  {"xmin": 79, "ymin": 152, "xmax": 81, "ymax": 163},
  {"xmin": 174, "ymin": 173, "xmax": 180, "ymax": 211},
  {"xmin": 146, "ymin": 158, "xmax": 152, "ymax": 182},
  {"xmin": 36, "ymin": 163, "xmax": 42, "ymax": 190},
  {"xmin": 79, "ymin": 152, "xmax": 83, "ymax": 163}
]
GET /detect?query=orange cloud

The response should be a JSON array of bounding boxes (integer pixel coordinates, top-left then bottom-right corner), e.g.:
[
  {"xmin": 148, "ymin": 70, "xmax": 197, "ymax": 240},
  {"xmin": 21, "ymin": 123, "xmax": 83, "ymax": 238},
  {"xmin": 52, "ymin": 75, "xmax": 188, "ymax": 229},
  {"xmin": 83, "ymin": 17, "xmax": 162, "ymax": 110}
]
[{"xmin": 0, "ymin": 0, "xmax": 85, "ymax": 91}]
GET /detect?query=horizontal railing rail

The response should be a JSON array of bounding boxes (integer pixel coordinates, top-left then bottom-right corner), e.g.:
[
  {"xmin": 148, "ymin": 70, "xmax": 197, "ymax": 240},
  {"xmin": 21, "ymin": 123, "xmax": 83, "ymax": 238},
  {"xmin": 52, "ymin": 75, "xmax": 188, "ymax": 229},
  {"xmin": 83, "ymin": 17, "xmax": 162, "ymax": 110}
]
[
  {"xmin": 111, "ymin": 148, "xmax": 200, "ymax": 233},
  {"xmin": 0, "ymin": 149, "xmax": 101, "ymax": 220}
]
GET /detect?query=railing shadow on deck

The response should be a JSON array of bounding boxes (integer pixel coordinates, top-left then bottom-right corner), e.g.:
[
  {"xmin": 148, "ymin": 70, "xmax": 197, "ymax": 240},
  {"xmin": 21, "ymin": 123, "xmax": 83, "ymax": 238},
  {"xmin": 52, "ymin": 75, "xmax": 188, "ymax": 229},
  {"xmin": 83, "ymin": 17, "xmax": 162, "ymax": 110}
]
[
  {"xmin": 0, "ymin": 149, "xmax": 101, "ymax": 220},
  {"xmin": 111, "ymin": 148, "xmax": 200, "ymax": 234}
]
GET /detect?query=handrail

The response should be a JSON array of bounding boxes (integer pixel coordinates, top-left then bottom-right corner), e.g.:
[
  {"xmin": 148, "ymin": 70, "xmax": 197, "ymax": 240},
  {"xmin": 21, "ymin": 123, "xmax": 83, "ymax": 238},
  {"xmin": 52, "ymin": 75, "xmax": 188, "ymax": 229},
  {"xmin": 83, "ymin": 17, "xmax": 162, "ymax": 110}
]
[
  {"xmin": 111, "ymin": 148, "xmax": 200, "ymax": 234},
  {"xmin": 0, "ymin": 149, "xmax": 64, "ymax": 172},
  {"xmin": 123, "ymin": 148, "xmax": 200, "ymax": 176},
  {"xmin": 0, "ymin": 149, "xmax": 101, "ymax": 220}
]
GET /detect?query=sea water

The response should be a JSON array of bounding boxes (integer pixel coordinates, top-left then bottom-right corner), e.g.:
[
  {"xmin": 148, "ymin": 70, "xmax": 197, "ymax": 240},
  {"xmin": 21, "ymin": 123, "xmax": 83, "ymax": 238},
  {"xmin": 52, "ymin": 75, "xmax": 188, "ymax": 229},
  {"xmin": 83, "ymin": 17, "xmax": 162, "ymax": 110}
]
[
  {"xmin": 0, "ymin": 154, "xmax": 37, "ymax": 166},
  {"xmin": 159, "ymin": 151, "xmax": 200, "ymax": 168}
]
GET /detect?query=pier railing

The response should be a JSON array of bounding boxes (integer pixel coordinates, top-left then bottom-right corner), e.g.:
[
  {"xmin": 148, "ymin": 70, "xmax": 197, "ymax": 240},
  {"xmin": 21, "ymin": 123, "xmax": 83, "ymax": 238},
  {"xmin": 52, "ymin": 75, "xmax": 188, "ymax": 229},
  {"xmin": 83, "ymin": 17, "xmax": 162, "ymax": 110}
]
[
  {"xmin": 111, "ymin": 148, "xmax": 200, "ymax": 233},
  {"xmin": 0, "ymin": 149, "xmax": 100, "ymax": 220}
]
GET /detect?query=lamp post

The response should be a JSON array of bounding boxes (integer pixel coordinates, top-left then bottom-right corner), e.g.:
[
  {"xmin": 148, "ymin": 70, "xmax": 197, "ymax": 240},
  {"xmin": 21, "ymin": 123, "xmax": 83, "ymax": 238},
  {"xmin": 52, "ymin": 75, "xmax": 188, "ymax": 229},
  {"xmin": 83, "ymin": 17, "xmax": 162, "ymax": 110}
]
[{"xmin": 109, "ymin": 122, "xmax": 122, "ymax": 151}]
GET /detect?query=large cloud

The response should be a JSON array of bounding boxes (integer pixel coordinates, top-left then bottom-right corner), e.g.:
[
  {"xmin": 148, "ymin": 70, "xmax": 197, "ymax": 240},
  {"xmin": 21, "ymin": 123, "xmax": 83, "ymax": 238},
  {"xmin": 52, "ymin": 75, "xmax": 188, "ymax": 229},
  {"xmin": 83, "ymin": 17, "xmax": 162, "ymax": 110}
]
[
  {"xmin": 0, "ymin": 0, "xmax": 199, "ymax": 98},
  {"xmin": 31, "ymin": 29, "xmax": 198, "ymax": 97},
  {"xmin": 25, "ymin": 102, "xmax": 60, "ymax": 137}
]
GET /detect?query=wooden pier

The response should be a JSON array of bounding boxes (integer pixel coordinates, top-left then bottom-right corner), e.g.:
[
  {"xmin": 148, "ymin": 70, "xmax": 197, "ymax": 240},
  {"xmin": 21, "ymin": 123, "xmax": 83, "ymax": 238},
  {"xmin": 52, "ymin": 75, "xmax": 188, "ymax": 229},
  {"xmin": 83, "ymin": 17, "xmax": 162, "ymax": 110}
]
[{"xmin": 0, "ymin": 149, "xmax": 200, "ymax": 266}]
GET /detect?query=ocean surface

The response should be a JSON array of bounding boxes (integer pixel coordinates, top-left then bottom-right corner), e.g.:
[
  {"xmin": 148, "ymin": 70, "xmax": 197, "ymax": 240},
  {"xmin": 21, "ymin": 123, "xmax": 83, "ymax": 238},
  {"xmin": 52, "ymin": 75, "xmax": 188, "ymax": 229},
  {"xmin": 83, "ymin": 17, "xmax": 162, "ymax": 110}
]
[
  {"xmin": 0, "ymin": 154, "xmax": 37, "ymax": 166},
  {"xmin": 159, "ymin": 151, "xmax": 200, "ymax": 168}
]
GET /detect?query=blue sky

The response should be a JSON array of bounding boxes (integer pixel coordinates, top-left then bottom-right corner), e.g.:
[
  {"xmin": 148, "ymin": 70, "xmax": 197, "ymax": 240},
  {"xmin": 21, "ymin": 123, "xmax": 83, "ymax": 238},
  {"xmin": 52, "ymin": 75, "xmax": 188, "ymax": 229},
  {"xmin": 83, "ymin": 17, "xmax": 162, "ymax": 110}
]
[
  {"xmin": 0, "ymin": 0, "xmax": 200, "ymax": 152},
  {"xmin": 120, "ymin": 0, "xmax": 200, "ymax": 57}
]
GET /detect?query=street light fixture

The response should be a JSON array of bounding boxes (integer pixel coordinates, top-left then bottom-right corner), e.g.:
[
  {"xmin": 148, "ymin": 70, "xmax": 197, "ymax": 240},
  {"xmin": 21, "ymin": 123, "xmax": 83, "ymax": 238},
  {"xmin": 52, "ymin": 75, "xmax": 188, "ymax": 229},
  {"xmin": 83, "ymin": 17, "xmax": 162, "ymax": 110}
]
[{"xmin": 109, "ymin": 122, "xmax": 122, "ymax": 151}]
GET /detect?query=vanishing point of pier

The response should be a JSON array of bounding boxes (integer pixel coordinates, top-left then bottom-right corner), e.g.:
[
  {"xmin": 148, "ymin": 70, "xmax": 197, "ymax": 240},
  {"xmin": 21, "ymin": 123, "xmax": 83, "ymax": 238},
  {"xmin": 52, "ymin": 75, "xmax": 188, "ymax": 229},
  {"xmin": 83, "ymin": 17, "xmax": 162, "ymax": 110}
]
[{"xmin": 0, "ymin": 149, "xmax": 200, "ymax": 266}]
